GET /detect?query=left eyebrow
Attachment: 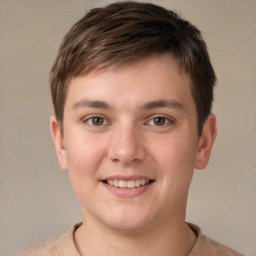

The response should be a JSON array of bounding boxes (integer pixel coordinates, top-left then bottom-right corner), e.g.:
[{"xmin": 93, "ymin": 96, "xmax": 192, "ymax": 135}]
[{"xmin": 140, "ymin": 99, "xmax": 184, "ymax": 110}]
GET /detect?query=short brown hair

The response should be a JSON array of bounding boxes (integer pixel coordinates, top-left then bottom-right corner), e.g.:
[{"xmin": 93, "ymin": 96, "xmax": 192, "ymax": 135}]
[{"xmin": 50, "ymin": 1, "xmax": 216, "ymax": 135}]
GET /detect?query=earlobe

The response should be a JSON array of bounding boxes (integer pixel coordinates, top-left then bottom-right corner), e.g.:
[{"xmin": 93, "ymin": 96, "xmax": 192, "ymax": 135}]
[
  {"xmin": 195, "ymin": 113, "xmax": 217, "ymax": 170},
  {"xmin": 50, "ymin": 115, "xmax": 68, "ymax": 170}
]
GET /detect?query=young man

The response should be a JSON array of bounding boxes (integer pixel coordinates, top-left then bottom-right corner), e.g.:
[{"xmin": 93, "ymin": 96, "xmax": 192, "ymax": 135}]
[{"xmin": 17, "ymin": 1, "xmax": 243, "ymax": 255}]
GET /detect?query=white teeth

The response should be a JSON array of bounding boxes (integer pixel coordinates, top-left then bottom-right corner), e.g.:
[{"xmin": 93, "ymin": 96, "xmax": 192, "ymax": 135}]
[
  {"xmin": 119, "ymin": 180, "xmax": 126, "ymax": 188},
  {"xmin": 135, "ymin": 180, "xmax": 141, "ymax": 187},
  {"xmin": 127, "ymin": 180, "xmax": 135, "ymax": 188},
  {"xmin": 106, "ymin": 179, "xmax": 150, "ymax": 188}
]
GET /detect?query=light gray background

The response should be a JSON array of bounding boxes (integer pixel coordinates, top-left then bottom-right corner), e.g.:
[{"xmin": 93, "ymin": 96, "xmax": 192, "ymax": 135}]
[{"xmin": 1, "ymin": 0, "xmax": 255, "ymax": 255}]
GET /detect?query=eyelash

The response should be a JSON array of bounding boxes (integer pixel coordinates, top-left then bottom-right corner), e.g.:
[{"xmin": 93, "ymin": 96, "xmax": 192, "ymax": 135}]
[
  {"xmin": 83, "ymin": 115, "xmax": 174, "ymax": 127},
  {"xmin": 146, "ymin": 116, "xmax": 174, "ymax": 127},
  {"xmin": 83, "ymin": 115, "xmax": 110, "ymax": 126}
]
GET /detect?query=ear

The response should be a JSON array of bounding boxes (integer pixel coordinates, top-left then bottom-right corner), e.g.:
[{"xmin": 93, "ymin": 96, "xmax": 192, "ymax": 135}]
[
  {"xmin": 194, "ymin": 113, "xmax": 217, "ymax": 170},
  {"xmin": 50, "ymin": 115, "xmax": 68, "ymax": 170}
]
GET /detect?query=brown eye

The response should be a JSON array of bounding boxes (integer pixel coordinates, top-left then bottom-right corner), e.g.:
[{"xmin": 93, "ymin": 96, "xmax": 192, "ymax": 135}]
[
  {"xmin": 85, "ymin": 116, "xmax": 107, "ymax": 126},
  {"xmin": 91, "ymin": 117, "xmax": 104, "ymax": 126},
  {"xmin": 153, "ymin": 117, "xmax": 166, "ymax": 126}
]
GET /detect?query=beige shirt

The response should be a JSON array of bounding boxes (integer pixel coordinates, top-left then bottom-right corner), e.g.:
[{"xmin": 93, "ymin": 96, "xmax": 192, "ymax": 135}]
[{"xmin": 16, "ymin": 222, "xmax": 244, "ymax": 256}]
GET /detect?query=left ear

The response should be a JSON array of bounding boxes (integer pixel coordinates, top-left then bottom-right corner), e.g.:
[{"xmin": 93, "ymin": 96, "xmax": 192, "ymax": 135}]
[{"xmin": 195, "ymin": 113, "xmax": 217, "ymax": 170}]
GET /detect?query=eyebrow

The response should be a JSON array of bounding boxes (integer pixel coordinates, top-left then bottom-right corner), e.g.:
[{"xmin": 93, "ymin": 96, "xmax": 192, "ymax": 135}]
[
  {"xmin": 72, "ymin": 99, "xmax": 184, "ymax": 111},
  {"xmin": 72, "ymin": 100, "xmax": 111, "ymax": 110},
  {"xmin": 140, "ymin": 99, "xmax": 184, "ymax": 110}
]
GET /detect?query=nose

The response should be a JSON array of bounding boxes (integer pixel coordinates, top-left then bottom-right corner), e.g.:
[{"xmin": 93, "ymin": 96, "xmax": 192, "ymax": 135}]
[{"xmin": 108, "ymin": 123, "xmax": 146, "ymax": 166}]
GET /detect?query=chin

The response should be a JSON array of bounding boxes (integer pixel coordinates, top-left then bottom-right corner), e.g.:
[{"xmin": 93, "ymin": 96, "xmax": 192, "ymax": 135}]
[
  {"xmin": 103, "ymin": 208, "xmax": 154, "ymax": 233},
  {"xmin": 107, "ymin": 220, "xmax": 149, "ymax": 234}
]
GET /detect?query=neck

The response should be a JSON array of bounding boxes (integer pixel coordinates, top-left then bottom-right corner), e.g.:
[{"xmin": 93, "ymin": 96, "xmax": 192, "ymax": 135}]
[{"xmin": 74, "ymin": 213, "xmax": 196, "ymax": 256}]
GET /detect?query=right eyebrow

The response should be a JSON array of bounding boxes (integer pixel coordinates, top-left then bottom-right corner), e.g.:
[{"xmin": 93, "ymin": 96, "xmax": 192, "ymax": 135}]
[{"xmin": 72, "ymin": 100, "xmax": 112, "ymax": 110}]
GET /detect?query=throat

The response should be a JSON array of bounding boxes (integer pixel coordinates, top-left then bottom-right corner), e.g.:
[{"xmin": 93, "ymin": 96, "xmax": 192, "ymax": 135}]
[{"xmin": 74, "ymin": 220, "xmax": 197, "ymax": 256}]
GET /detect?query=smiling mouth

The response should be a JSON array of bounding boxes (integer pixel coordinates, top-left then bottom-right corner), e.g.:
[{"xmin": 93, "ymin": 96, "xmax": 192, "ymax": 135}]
[{"xmin": 103, "ymin": 179, "xmax": 154, "ymax": 189}]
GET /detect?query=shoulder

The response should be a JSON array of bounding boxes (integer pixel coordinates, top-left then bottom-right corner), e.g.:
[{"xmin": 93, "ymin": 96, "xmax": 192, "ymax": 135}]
[
  {"xmin": 188, "ymin": 223, "xmax": 244, "ymax": 256},
  {"xmin": 15, "ymin": 234, "xmax": 63, "ymax": 256},
  {"xmin": 193, "ymin": 234, "xmax": 244, "ymax": 256},
  {"xmin": 15, "ymin": 223, "xmax": 82, "ymax": 256}
]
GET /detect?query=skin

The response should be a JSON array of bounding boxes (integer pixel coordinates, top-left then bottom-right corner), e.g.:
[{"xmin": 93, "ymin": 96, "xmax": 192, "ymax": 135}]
[{"xmin": 50, "ymin": 54, "xmax": 216, "ymax": 256}]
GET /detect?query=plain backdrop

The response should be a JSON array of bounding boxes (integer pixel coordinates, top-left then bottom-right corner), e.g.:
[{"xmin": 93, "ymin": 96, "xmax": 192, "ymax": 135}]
[{"xmin": 0, "ymin": 0, "xmax": 255, "ymax": 255}]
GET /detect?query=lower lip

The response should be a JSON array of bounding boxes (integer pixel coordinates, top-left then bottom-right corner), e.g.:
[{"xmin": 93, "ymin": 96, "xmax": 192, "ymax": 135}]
[{"xmin": 102, "ymin": 182, "xmax": 153, "ymax": 198}]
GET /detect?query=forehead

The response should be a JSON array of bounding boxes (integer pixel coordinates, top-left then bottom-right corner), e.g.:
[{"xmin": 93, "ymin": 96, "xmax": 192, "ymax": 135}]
[{"xmin": 65, "ymin": 55, "xmax": 194, "ymax": 110}]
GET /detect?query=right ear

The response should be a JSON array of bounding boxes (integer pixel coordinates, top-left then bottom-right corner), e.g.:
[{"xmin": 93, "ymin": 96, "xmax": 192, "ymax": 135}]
[{"xmin": 50, "ymin": 115, "xmax": 68, "ymax": 170}]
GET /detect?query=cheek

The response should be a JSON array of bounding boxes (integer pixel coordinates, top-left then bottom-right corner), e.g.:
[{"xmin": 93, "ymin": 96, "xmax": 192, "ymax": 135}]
[
  {"xmin": 64, "ymin": 133, "xmax": 107, "ymax": 177},
  {"xmin": 146, "ymin": 133, "xmax": 198, "ymax": 216},
  {"xmin": 64, "ymin": 134, "xmax": 108, "ymax": 203},
  {"xmin": 149, "ymin": 133, "xmax": 198, "ymax": 178}
]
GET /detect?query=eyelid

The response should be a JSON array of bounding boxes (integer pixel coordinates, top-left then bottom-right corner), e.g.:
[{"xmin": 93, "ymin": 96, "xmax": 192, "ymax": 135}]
[
  {"xmin": 82, "ymin": 115, "xmax": 110, "ymax": 126},
  {"xmin": 146, "ymin": 115, "xmax": 175, "ymax": 126}
]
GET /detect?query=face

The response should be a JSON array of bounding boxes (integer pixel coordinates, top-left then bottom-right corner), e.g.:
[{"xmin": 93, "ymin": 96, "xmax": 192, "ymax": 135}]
[{"xmin": 51, "ymin": 55, "xmax": 216, "ymax": 233}]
